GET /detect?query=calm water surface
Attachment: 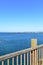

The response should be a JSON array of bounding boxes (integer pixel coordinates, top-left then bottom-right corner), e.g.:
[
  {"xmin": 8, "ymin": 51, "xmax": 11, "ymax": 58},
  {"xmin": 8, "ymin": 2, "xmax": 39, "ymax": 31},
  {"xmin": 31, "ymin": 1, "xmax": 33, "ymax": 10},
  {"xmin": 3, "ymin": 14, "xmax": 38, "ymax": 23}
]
[{"xmin": 0, "ymin": 33, "xmax": 43, "ymax": 56}]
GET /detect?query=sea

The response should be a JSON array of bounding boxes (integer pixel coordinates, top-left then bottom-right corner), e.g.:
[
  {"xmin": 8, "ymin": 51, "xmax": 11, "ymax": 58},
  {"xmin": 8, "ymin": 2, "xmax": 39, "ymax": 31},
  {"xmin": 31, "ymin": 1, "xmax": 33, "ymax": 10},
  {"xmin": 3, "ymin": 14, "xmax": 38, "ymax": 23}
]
[{"xmin": 0, "ymin": 32, "xmax": 43, "ymax": 65}]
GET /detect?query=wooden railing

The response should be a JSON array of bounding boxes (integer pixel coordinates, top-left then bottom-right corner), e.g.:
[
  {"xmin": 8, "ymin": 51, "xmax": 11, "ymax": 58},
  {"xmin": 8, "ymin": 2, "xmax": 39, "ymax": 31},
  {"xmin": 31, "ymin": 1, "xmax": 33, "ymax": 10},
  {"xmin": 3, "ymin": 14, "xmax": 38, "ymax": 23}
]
[{"xmin": 0, "ymin": 39, "xmax": 43, "ymax": 65}]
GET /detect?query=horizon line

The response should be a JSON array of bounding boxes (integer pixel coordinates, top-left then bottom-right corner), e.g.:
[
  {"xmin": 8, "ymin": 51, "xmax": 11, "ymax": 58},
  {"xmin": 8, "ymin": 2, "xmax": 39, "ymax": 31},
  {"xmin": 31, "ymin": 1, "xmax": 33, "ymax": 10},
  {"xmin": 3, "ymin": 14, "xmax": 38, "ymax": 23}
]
[{"xmin": 0, "ymin": 31, "xmax": 43, "ymax": 33}]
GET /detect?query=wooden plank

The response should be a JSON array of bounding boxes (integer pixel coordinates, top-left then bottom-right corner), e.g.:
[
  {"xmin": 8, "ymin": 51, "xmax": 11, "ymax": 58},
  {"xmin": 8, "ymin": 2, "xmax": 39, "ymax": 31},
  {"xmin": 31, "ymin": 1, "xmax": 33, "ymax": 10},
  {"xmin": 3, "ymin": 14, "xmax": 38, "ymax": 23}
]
[
  {"xmin": 30, "ymin": 51, "xmax": 31, "ymax": 65},
  {"xmin": 2, "ymin": 61, "xmax": 4, "ymax": 65},
  {"xmin": 7, "ymin": 59, "xmax": 9, "ymax": 65},
  {"xmin": 27, "ymin": 53, "xmax": 28, "ymax": 65},
  {"xmin": 32, "ymin": 51, "xmax": 35, "ymax": 65},
  {"xmin": 12, "ymin": 58, "xmax": 14, "ymax": 65},
  {"xmin": 35, "ymin": 50, "xmax": 37, "ymax": 65},
  {"xmin": 20, "ymin": 55, "xmax": 22, "ymax": 65},
  {"xmin": 0, "ymin": 44, "xmax": 43, "ymax": 61},
  {"xmin": 39, "ymin": 48, "xmax": 40, "ymax": 65},
  {"xmin": 36, "ymin": 49, "xmax": 38, "ymax": 65},
  {"xmin": 16, "ymin": 56, "xmax": 18, "ymax": 65},
  {"xmin": 31, "ymin": 39, "xmax": 37, "ymax": 48},
  {"xmin": 41, "ymin": 47, "xmax": 43, "ymax": 65},
  {"xmin": 24, "ymin": 54, "xmax": 26, "ymax": 65}
]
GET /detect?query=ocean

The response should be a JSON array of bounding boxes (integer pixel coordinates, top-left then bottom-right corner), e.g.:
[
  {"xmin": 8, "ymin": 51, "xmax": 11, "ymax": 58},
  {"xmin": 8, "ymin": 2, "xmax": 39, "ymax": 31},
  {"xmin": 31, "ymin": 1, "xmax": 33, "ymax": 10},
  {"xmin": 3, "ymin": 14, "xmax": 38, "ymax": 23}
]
[
  {"xmin": 0, "ymin": 32, "xmax": 43, "ymax": 65},
  {"xmin": 0, "ymin": 32, "xmax": 43, "ymax": 56}
]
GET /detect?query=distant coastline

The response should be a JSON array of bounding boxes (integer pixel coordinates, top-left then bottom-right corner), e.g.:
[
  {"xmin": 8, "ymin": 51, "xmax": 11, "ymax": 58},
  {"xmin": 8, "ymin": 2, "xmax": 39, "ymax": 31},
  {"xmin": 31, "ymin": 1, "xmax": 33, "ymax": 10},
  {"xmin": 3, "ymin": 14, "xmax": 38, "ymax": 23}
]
[{"xmin": 0, "ymin": 32, "xmax": 43, "ymax": 34}]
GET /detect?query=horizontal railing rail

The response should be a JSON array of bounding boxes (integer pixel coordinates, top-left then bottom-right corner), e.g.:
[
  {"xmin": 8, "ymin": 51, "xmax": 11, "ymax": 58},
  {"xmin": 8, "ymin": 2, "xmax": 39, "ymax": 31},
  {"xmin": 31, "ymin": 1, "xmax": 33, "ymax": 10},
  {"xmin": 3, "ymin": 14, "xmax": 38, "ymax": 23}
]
[
  {"xmin": 0, "ymin": 44, "xmax": 43, "ymax": 61},
  {"xmin": 0, "ymin": 39, "xmax": 43, "ymax": 65}
]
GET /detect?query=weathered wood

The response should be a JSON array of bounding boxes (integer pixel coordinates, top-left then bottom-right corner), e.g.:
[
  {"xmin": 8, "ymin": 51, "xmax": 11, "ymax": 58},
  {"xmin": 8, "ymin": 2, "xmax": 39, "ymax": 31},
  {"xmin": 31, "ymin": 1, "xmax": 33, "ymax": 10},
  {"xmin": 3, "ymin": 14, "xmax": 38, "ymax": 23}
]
[
  {"xmin": 12, "ymin": 58, "xmax": 14, "ymax": 65},
  {"xmin": 30, "ymin": 51, "xmax": 31, "ymax": 65},
  {"xmin": 35, "ymin": 50, "xmax": 37, "ymax": 65},
  {"xmin": 0, "ymin": 44, "xmax": 43, "ymax": 61},
  {"xmin": 41, "ymin": 47, "xmax": 43, "ymax": 65},
  {"xmin": 16, "ymin": 56, "xmax": 18, "ymax": 65},
  {"xmin": 39, "ymin": 48, "xmax": 40, "ymax": 65},
  {"xmin": 2, "ymin": 61, "xmax": 4, "ymax": 65},
  {"xmin": 32, "ymin": 51, "xmax": 35, "ymax": 65},
  {"xmin": 20, "ymin": 55, "xmax": 22, "ymax": 65},
  {"xmin": 0, "ymin": 39, "xmax": 43, "ymax": 65},
  {"xmin": 36, "ymin": 49, "xmax": 38, "ymax": 65},
  {"xmin": 24, "ymin": 54, "xmax": 26, "ymax": 65},
  {"xmin": 27, "ymin": 53, "xmax": 28, "ymax": 65},
  {"xmin": 31, "ymin": 39, "xmax": 37, "ymax": 65},
  {"xmin": 7, "ymin": 59, "xmax": 9, "ymax": 65},
  {"xmin": 31, "ymin": 39, "xmax": 37, "ymax": 48}
]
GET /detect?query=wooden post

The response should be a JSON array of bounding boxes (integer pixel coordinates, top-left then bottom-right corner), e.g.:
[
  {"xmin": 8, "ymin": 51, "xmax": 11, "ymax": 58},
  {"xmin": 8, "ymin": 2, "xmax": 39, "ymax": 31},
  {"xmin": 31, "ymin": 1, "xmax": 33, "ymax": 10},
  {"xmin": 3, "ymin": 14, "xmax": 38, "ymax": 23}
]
[
  {"xmin": 31, "ymin": 39, "xmax": 38, "ymax": 65},
  {"xmin": 27, "ymin": 53, "xmax": 28, "ymax": 65},
  {"xmin": 20, "ymin": 55, "xmax": 22, "ymax": 65},
  {"xmin": 12, "ymin": 58, "xmax": 14, "ymax": 65},
  {"xmin": 24, "ymin": 54, "xmax": 26, "ymax": 65},
  {"xmin": 31, "ymin": 39, "xmax": 37, "ymax": 48},
  {"xmin": 2, "ymin": 61, "xmax": 4, "ymax": 65},
  {"xmin": 41, "ymin": 47, "xmax": 43, "ymax": 65},
  {"xmin": 16, "ymin": 56, "xmax": 18, "ymax": 65},
  {"xmin": 30, "ymin": 51, "xmax": 31, "ymax": 65},
  {"xmin": 7, "ymin": 59, "xmax": 10, "ymax": 65}
]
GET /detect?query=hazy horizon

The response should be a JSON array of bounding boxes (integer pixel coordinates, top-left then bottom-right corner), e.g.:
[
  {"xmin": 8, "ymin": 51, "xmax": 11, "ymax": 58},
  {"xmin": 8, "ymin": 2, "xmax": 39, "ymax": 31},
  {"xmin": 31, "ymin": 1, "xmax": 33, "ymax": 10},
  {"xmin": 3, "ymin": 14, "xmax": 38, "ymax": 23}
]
[{"xmin": 0, "ymin": 31, "xmax": 43, "ymax": 33}]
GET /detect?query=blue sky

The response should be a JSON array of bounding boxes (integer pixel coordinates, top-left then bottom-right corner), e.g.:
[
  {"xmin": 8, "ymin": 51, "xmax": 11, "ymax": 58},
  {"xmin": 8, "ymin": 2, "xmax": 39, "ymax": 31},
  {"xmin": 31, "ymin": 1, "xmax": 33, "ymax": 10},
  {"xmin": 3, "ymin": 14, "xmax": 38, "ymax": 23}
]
[{"xmin": 0, "ymin": 0, "xmax": 43, "ymax": 32}]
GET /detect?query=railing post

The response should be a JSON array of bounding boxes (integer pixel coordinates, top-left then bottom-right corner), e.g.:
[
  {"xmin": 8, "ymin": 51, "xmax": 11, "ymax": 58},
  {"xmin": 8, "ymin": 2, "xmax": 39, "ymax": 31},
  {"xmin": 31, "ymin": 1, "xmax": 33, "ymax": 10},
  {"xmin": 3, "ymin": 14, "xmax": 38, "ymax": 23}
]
[
  {"xmin": 31, "ymin": 39, "xmax": 38, "ymax": 65},
  {"xmin": 41, "ymin": 47, "xmax": 43, "ymax": 65},
  {"xmin": 20, "ymin": 55, "xmax": 22, "ymax": 65},
  {"xmin": 7, "ymin": 59, "xmax": 9, "ymax": 65},
  {"xmin": 2, "ymin": 61, "xmax": 4, "ymax": 65},
  {"xmin": 12, "ymin": 58, "xmax": 14, "ymax": 65},
  {"xmin": 31, "ymin": 39, "xmax": 37, "ymax": 48},
  {"xmin": 16, "ymin": 56, "xmax": 18, "ymax": 65},
  {"xmin": 24, "ymin": 54, "xmax": 26, "ymax": 65},
  {"xmin": 27, "ymin": 53, "xmax": 28, "ymax": 65}
]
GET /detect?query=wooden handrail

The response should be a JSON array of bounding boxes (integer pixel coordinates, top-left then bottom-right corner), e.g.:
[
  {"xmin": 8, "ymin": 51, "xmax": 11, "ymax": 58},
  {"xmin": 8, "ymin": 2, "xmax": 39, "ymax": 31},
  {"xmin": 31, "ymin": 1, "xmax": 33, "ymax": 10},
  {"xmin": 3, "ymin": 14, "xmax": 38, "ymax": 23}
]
[{"xmin": 0, "ymin": 44, "xmax": 43, "ymax": 61}]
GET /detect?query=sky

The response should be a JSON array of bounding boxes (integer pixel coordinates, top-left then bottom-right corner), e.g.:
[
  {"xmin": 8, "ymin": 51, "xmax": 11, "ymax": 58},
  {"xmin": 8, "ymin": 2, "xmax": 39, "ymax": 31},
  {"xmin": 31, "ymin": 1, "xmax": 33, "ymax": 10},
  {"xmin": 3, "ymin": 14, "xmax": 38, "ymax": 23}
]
[{"xmin": 0, "ymin": 0, "xmax": 43, "ymax": 32}]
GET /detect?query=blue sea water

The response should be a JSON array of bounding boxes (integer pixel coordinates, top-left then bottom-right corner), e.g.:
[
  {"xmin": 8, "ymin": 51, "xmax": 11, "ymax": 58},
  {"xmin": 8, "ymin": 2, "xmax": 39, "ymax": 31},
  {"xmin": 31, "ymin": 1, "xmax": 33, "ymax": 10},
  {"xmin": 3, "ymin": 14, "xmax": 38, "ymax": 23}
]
[
  {"xmin": 0, "ymin": 33, "xmax": 43, "ymax": 65},
  {"xmin": 0, "ymin": 32, "xmax": 43, "ymax": 56}
]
